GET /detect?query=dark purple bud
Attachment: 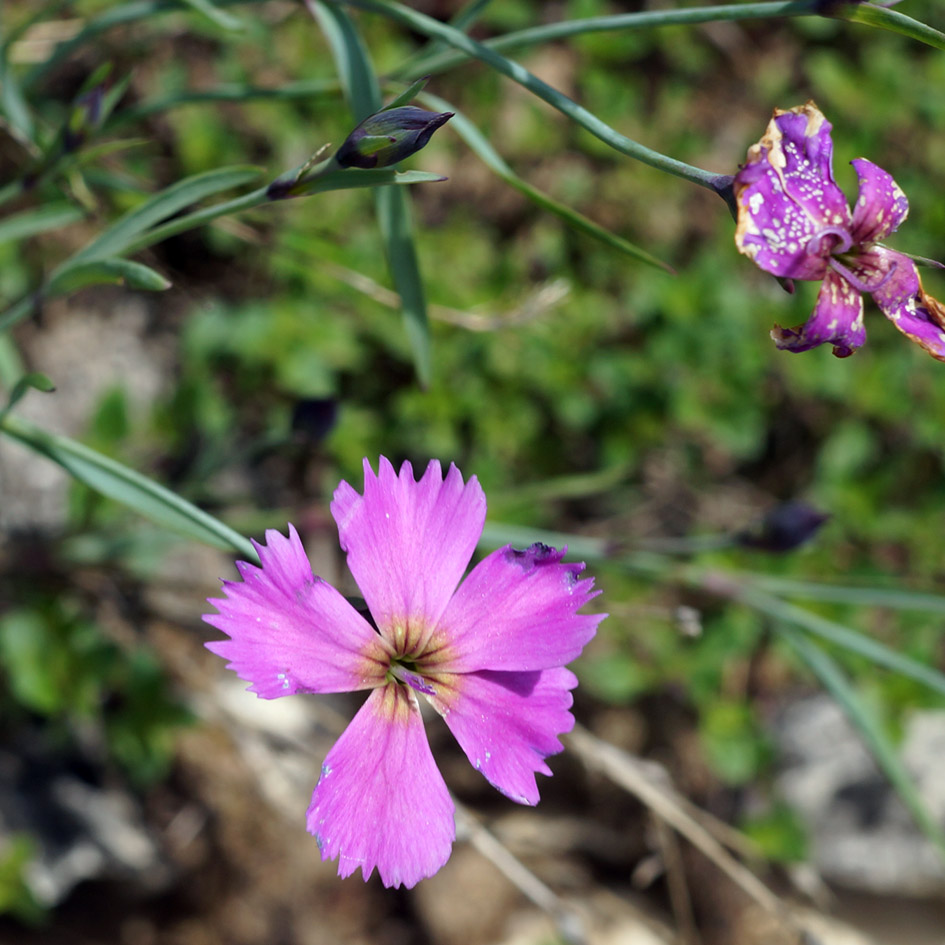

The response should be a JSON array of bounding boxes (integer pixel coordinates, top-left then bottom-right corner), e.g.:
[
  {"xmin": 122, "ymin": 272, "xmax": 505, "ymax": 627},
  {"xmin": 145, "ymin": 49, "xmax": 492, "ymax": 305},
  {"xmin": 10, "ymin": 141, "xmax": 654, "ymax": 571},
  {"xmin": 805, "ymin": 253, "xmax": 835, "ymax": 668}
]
[
  {"xmin": 334, "ymin": 106, "xmax": 452, "ymax": 169},
  {"xmin": 64, "ymin": 86, "xmax": 105, "ymax": 153},
  {"xmin": 737, "ymin": 501, "xmax": 830, "ymax": 553},
  {"xmin": 291, "ymin": 398, "xmax": 338, "ymax": 445}
]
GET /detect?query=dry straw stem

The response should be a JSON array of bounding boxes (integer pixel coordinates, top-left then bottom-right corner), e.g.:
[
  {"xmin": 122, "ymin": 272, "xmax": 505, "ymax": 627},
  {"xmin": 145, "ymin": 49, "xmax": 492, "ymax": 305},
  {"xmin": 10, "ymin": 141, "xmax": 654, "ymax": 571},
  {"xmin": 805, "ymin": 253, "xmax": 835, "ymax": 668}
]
[
  {"xmin": 309, "ymin": 256, "xmax": 571, "ymax": 329},
  {"xmin": 565, "ymin": 725, "xmax": 807, "ymax": 938},
  {"xmin": 454, "ymin": 801, "xmax": 589, "ymax": 945}
]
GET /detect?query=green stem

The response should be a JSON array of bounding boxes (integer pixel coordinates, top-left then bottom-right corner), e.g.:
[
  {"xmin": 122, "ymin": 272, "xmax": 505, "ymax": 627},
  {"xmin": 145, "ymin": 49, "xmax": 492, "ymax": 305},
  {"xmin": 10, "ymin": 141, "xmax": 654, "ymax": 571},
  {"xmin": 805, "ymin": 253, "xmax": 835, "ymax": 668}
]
[
  {"xmin": 333, "ymin": 0, "xmax": 732, "ymax": 195},
  {"xmin": 0, "ymin": 411, "xmax": 258, "ymax": 560},
  {"xmin": 120, "ymin": 186, "xmax": 269, "ymax": 256},
  {"xmin": 0, "ymin": 294, "xmax": 40, "ymax": 334},
  {"xmin": 399, "ymin": 1, "xmax": 824, "ymax": 79}
]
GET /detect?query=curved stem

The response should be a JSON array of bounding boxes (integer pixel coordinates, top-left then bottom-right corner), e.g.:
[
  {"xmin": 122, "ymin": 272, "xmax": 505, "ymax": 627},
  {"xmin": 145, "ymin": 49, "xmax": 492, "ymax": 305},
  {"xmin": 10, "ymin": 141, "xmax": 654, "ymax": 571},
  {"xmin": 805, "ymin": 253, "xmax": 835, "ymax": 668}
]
[
  {"xmin": 398, "ymin": 1, "xmax": 825, "ymax": 80},
  {"xmin": 333, "ymin": 0, "xmax": 732, "ymax": 194}
]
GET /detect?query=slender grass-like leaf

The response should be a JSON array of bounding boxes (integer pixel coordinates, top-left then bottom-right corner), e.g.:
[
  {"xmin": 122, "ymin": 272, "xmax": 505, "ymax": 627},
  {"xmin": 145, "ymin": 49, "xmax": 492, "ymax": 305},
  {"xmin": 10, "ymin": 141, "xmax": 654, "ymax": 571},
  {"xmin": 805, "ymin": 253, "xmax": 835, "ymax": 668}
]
[
  {"xmin": 0, "ymin": 412, "xmax": 257, "ymax": 560},
  {"xmin": 830, "ymin": 3, "xmax": 945, "ymax": 51},
  {"xmin": 66, "ymin": 165, "xmax": 262, "ymax": 264},
  {"xmin": 479, "ymin": 520, "xmax": 945, "ymax": 699},
  {"xmin": 382, "ymin": 75, "xmax": 430, "ymax": 111},
  {"xmin": 422, "ymin": 92, "xmax": 672, "ymax": 272},
  {"xmin": 0, "ymin": 372, "xmax": 55, "ymax": 423},
  {"xmin": 22, "ymin": 0, "xmax": 269, "ymax": 91},
  {"xmin": 0, "ymin": 205, "xmax": 84, "ymax": 245},
  {"xmin": 399, "ymin": 2, "xmax": 811, "ymax": 78},
  {"xmin": 737, "ymin": 585, "xmax": 945, "ymax": 700},
  {"xmin": 374, "ymin": 187, "xmax": 431, "ymax": 385},
  {"xmin": 0, "ymin": 57, "xmax": 34, "ymax": 143},
  {"xmin": 776, "ymin": 624, "xmax": 945, "ymax": 859},
  {"xmin": 736, "ymin": 574, "xmax": 945, "ymax": 614},
  {"xmin": 399, "ymin": 1, "xmax": 944, "ymax": 79},
  {"xmin": 179, "ymin": 0, "xmax": 246, "ymax": 30},
  {"xmin": 336, "ymin": 0, "xmax": 725, "ymax": 193},
  {"xmin": 0, "ymin": 295, "xmax": 37, "ymax": 334},
  {"xmin": 48, "ymin": 257, "xmax": 171, "ymax": 294},
  {"xmin": 312, "ymin": 0, "xmax": 432, "ymax": 385},
  {"xmin": 293, "ymin": 167, "xmax": 445, "ymax": 196},
  {"xmin": 396, "ymin": 0, "xmax": 495, "ymax": 76},
  {"xmin": 110, "ymin": 80, "xmax": 339, "ymax": 127},
  {"xmin": 309, "ymin": 1, "xmax": 382, "ymax": 118}
]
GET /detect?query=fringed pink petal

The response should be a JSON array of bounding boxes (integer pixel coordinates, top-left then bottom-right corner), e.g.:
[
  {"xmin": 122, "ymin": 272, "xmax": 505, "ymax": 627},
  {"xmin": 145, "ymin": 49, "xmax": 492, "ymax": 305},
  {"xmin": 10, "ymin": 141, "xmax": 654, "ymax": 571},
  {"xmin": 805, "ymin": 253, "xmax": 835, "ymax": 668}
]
[
  {"xmin": 204, "ymin": 525, "xmax": 390, "ymax": 698},
  {"xmin": 307, "ymin": 685, "xmax": 455, "ymax": 888},
  {"xmin": 330, "ymin": 457, "xmax": 486, "ymax": 654},
  {"xmin": 429, "ymin": 667, "xmax": 577, "ymax": 805},
  {"xmin": 433, "ymin": 543, "xmax": 603, "ymax": 673}
]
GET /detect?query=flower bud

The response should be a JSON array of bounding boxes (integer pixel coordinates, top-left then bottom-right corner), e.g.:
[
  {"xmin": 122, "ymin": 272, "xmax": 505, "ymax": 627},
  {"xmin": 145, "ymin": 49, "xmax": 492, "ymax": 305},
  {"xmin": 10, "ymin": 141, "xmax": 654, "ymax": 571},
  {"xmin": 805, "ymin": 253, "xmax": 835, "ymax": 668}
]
[
  {"xmin": 737, "ymin": 501, "xmax": 829, "ymax": 553},
  {"xmin": 334, "ymin": 106, "xmax": 452, "ymax": 169}
]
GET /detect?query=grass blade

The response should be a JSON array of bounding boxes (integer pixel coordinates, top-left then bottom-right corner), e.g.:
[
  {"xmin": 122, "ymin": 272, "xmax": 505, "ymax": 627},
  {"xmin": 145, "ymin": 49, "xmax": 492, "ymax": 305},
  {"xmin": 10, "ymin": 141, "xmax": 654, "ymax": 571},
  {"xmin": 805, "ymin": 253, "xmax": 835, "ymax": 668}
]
[
  {"xmin": 776, "ymin": 624, "xmax": 945, "ymax": 859},
  {"xmin": 831, "ymin": 3, "xmax": 945, "ymax": 51},
  {"xmin": 336, "ymin": 0, "xmax": 724, "ymax": 192},
  {"xmin": 309, "ymin": 0, "xmax": 381, "ymax": 118},
  {"xmin": 736, "ymin": 574, "xmax": 945, "ymax": 614},
  {"xmin": 178, "ymin": 0, "xmax": 246, "ymax": 30},
  {"xmin": 422, "ymin": 92, "xmax": 673, "ymax": 272},
  {"xmin": 0, "ymin": 412, "xmax": 257, "ymax": 559},
  {"xmin": 0, "ymin": 204, "xmax": 84, "ymax": 245},
  {"xmin": 737, "ymin": 585, "xmax": 945, "ymax": 701},
  {"xmin": 66, "ymin": 165, "xmax": 262, "ymax": 263},
  {"xmin": 48, "ymin": 257, "xmax": 171, "ymax": 294},
  {"xmin": 312, "ymin": 0, "xmax": 432, "ymax": 384}
]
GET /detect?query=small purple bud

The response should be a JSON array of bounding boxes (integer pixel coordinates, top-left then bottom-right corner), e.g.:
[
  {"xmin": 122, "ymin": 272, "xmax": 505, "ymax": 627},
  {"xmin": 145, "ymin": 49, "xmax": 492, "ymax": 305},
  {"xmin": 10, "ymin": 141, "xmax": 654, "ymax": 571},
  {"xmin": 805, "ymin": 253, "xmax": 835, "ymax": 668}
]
[
  {"xmin": 291, "ymin": 397, "xmax": 337, "ymax": 445},
  {"xmin": 737, "ymin": 501, "xmax": 830, "ymax": 553},
  {"xmin": 64, "ymin": 86, "xmax": 105, "ymax": 154},
  {"xmin": 334, "ymin": 106, "xmax": 453, "ymax": 170}
]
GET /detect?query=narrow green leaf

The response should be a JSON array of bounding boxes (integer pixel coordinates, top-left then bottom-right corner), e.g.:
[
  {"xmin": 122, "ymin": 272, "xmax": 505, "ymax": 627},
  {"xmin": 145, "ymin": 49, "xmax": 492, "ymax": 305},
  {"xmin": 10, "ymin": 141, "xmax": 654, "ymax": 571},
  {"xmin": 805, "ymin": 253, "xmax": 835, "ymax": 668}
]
[
  {"xmin": 382, "ymin": 75, "xmax": 429, "ymax": 111},
  {"xmin": 0, "ymin": 60, "xmax": 34, "ymax": 143},
  {"xmin": 0, "ymin": 295, "xmax": 37, "ymax": 334},
  {"xmin": 776, "ymin": 625, "xmax": 945, "ymax": 859},
  {"xmin": 0, "ymin": 412, "xmax": 257, "ymax": 560},
  {"xmin": 830, "ymin": 3, "xmax": 945, "ymax": 51},
  {"xmin": 336, "ymin": 0, "xmax": 724, "ymax": 192},
  {"xmin": 48, "ymin": 257, "xmax": 171, "ymax": 294},
  {"xmin": 422, "ymin": 92, "xmax": 673, "ymax": 272},
  {"xmin": 309, "ymin": 1, "xmax": 382, "ymax": 118},
  {"xmin": 312, "ymin": 1, "xmax": 432, "ymax": 384},
  {"xmin": 179, "ymin": 0, "xmax": 246, "ymax": 30},
  {"xmin": 375, "ymin": 186, "xmax": 431, "ymax": 385},
  {"xmin": 119, "ymin": 186, "xmax": 269, "ymax": 256},
  {"xmin": 396, "ymin": 0, "xmax": 494, "ymax": 72},
  {"xmin": 0, "ymin": 372, "xmax": 56, "ymax": 423},
  {"xmin": 67, "ymin": 165, "xmax": 261, "ymax": 264},
  {"xmin": 0, "ymin": 204, "xmax": 84, "ymax": 245},
  {"xmin": 737, "ymin": 585, "xmax": 945, "ymax": 700},
  {"xmin": 111, "ymin": 80, "xmax": 339, "ymax": 129},
  {"xmin": 401, "ymin": 3, "xmax": 827, "ymax": 79},
  {"xmin": 736, "ymin": 574, "xmax": 945, "ymax": 614},
  {"xmin": 292, "ymin": 167, "xmax": 446, "ymax": 196}
]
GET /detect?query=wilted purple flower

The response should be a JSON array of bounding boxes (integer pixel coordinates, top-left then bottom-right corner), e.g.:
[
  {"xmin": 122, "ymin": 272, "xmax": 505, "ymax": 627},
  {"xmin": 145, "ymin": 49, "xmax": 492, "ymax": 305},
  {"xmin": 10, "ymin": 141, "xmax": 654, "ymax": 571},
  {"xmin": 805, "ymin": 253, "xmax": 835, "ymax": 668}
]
[
  {"xmin": 735, "ymin": 101, "xmax": 945, "ymax": 360},
  {"xmin": 204, "ymin": 457, "xmax": 603, "ymax": 888}
]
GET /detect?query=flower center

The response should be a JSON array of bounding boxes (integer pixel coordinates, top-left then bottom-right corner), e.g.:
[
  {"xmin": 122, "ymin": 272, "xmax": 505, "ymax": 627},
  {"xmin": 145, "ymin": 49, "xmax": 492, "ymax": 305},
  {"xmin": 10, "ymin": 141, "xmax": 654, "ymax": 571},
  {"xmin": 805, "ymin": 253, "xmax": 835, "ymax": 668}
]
[
  {"xmin": 388, "ymin": 659, "xmax": 437, "ymax": 695},
  {"xmin": 829, "ymin": 253, "xmax": 898, "ymax": 294}
]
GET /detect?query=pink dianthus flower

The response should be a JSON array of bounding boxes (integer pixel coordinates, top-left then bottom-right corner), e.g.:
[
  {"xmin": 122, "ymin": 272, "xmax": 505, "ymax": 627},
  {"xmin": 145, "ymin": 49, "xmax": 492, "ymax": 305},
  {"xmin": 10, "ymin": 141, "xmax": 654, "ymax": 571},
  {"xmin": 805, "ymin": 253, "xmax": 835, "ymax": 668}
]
[{"xmin": 204, "ymin": 457, "xmax": 604, "ymax": 888}]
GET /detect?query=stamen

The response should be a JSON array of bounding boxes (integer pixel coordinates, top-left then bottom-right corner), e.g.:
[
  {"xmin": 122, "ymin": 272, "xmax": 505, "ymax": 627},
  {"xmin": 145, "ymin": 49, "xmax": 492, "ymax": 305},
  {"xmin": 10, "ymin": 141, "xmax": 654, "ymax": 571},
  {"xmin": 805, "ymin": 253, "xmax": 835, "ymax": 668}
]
[
  {"xmin": 829, "ymin": 257, "xmax": 898, "ymax": 294},
  {"xmin": 389, "ymin": 662, "xmax": 436, "ymax": 695},
  {"xmin": 806, "ymin": 226, "xmax": 852, "ymax": 257}
]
